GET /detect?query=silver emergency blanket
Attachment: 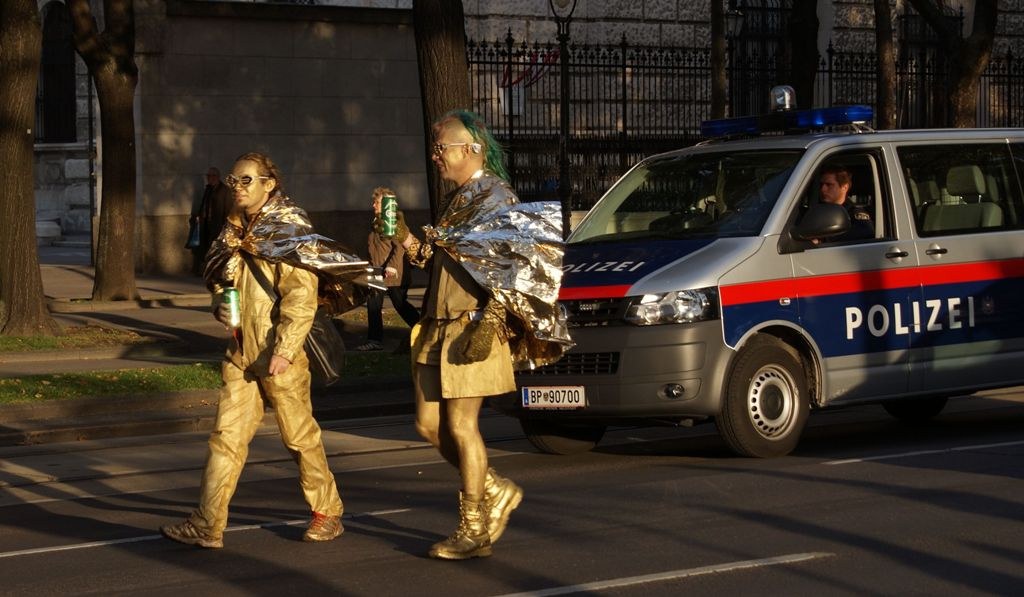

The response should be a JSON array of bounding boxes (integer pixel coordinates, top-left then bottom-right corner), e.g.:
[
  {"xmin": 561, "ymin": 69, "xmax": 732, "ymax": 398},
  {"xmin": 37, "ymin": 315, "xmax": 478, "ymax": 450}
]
[
  {"xmin": 204, "ymin": 193, "xmax": 371, "ymax": 313},
  {"xmin": 426, "ymin": 172, "xmax": 574, "ymax": 370}
]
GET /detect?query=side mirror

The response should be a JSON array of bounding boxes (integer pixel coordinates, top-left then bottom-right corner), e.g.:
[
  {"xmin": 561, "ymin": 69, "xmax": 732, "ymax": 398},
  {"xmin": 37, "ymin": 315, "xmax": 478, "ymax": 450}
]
[{"xmin": 792, "ymin": 203, "xmax": 850, "ymax": 241}]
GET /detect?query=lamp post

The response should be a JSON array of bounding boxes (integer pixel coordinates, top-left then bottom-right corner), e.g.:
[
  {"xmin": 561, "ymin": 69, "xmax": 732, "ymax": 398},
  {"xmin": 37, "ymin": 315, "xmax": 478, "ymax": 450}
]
[
  {"xmin": 724, "ymin": 1, "xmax": 745, "ymax": 117},
  {"xmin": 549, "ymin": 0, "xmax": 577, "ymax": 240}
]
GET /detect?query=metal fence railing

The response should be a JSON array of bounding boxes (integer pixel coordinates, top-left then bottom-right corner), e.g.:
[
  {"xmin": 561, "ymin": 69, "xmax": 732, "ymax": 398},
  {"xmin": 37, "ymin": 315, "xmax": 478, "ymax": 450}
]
[{"xmin": 469, "ymin": 34, "xmax": 1024, "ymax": 210}]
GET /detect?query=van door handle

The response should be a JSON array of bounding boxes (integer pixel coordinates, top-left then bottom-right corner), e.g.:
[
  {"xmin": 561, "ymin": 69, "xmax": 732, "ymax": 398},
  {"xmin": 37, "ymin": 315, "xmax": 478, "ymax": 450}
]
[
  {"xmin": 925, "ymin": 247, "xmax": 948, "ymax": 255},
  {"xmin": 885, "ymin": 250, "xmax": 909, "ymax": 259}
]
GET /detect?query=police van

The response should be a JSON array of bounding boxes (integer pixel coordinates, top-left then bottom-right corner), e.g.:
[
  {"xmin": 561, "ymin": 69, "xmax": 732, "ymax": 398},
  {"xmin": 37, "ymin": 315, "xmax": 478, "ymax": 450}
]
[{"xmin": 493, "ymin": 91, "xmax": 1024, "ymax": 458}]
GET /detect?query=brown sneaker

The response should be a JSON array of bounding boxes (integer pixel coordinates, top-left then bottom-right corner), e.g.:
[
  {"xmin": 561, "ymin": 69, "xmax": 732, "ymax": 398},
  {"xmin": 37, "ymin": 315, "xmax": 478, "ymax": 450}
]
[
  {"xmin": 160, "ymin": 520, "xmax": 223, "ymax": 549},
  {"xmin": 303, "ymin": 512, "xmax": 343, "ymax": 542}
]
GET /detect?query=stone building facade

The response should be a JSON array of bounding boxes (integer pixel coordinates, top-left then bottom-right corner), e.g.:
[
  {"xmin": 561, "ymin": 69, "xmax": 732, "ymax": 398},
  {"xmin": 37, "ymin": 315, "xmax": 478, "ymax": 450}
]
[
  {"xmin": 33, "ymin": 0, "xmax": 1024, "ymax": 273},
  {"xmin": 34, "ymin": 0, "xmax": 95, "ymax": 244}
]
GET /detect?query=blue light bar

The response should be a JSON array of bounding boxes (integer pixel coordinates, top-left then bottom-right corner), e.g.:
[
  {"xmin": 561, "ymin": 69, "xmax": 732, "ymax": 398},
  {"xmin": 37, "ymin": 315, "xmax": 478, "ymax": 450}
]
[{"xmin": 701, "ymin": 105, "xmax": 874, "ymax": 139}]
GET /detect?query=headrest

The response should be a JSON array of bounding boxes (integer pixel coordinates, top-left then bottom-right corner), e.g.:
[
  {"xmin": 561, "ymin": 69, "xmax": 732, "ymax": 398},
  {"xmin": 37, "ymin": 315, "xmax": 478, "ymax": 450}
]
[{"xmin": 946, "ymin": 165, "xmax": 986, "ymax": 197}]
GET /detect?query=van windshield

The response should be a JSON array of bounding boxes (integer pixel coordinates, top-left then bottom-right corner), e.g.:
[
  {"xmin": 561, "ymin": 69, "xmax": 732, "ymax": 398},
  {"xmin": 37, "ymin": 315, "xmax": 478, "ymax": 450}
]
[{"xmin": 570, "ymin": 149, "xmax": 803, "ymax": 243}]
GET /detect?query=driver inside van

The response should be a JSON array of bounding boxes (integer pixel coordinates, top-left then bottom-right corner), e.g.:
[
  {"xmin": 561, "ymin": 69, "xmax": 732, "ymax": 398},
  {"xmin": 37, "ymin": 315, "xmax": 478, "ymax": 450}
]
[{"xmin": 814, "ymin": 164, "xmax": 873, "ymax": 243}]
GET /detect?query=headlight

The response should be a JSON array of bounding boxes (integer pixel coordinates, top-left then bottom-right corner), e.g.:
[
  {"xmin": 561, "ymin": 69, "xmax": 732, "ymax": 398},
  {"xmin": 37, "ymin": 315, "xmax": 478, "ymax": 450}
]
[{"xmin": 623, "ymin": 287, "xmax": 719, "ymax": 326}]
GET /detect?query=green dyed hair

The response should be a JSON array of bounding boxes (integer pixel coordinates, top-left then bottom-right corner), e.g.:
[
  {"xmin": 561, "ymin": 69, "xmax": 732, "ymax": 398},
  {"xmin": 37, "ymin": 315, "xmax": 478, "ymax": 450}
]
[{"xmin": 434, "ymin": 109, "xmax": 509, "ymax": 181}]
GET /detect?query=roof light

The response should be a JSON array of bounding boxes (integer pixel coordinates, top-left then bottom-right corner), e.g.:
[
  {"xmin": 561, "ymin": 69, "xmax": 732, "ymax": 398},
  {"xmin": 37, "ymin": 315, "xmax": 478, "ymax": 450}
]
[
  {"xmin": 770, "ymin": 85, "xmax": 796, "ymax": 111},
  {"xmin": 701, "ymin": 105, "xmax": 874, "ymax": 139}
]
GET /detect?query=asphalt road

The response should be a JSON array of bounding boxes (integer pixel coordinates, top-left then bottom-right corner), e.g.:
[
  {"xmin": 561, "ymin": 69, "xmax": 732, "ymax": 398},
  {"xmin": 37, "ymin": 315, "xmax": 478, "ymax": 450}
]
[{"xmin": 0, "ymin": 391, "xmax": 1021, "ymax": 596}]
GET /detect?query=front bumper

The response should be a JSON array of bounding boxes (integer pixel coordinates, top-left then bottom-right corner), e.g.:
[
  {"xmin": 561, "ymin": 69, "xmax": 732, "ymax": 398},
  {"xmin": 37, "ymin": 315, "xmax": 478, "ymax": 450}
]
[{"xmin": 492, "ymin": 320, "xmax": 733, "ymax": 423}]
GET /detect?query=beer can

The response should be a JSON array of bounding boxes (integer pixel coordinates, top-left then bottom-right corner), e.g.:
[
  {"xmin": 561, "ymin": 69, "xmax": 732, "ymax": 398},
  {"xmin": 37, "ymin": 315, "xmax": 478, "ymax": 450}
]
[
  {"xmin": 381, "ymin": 194, "xmax": 398, "ymax": 238},
  {"xmin": 222, "ymin": 287, "xmax": 241, "ymax": 328}
]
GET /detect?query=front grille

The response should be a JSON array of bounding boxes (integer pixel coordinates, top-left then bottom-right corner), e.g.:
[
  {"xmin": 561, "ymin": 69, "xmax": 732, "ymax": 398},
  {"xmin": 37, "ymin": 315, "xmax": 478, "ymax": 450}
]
[
  {"xmin": 520, "ymin": 352, "xmax": 620, "ymax": 376},
  {"xmin": 563, "ymin": 298, "xmax": 631, "ymax": 327}
]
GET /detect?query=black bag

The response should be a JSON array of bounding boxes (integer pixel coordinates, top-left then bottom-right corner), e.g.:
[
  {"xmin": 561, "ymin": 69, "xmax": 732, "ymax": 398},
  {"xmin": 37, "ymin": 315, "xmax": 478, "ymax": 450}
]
[
  {"xmin": 305, "ymin": 307, "xmax": 345, "ymax": 388},
  {"xmin": 185, "ymin": 219, "xmax": 201, "ymax": 249},
  {"xmin": 241, "ymin": 252, "xmax": 345, "ymax": 388}
]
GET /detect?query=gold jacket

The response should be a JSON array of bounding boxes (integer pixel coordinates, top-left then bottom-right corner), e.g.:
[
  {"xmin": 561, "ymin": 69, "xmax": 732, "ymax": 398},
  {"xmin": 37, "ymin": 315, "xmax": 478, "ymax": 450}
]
[{"xmin": 203, "ymin": 193, "xmax": 369, "ymax": 371}]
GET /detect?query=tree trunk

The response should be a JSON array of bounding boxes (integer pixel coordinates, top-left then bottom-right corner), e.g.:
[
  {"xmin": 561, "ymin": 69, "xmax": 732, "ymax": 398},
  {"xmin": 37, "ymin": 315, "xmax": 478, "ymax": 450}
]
[
  {"xmin": 413, "ymin": 0, "xmax": 471, "ymax": 220},
  {"xmin": 0, "ymin": 0, "xmax": 62, "ymax": 336},
  {"xmin": 908, "ymin": 0, "xmax": 997, "ymax": 128},
  {"xmin": 788, "ymin": 0, "xmax": 819, "ymax": 109},
  {"xmin": 874, "ymin": 0, "xmax": 897, "ymax": 129},
  {"xmin": 92, "ymin": 65, "xmax": 138, "ymax": 300},
  {"xmin": 710, "ymin": 0, "xmax": 726, "ymax": 119},
  {"xmin": 68, "ymin": 0, "xmax": 139, "ymax": 301}
]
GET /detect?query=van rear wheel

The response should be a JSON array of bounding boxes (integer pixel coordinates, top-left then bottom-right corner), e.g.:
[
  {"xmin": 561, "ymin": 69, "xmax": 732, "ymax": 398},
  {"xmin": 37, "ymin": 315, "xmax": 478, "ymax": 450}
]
[
  {"xmin": 521, "ymin": 420, "xmax": 606, "ymax": 455},
  {"xmin": 883, "ymin": 397, "xmax": 948, "ymax": 422},
  {"xmin": 717, "ymin": 335, "xmax": 809, "ymax": 458}
]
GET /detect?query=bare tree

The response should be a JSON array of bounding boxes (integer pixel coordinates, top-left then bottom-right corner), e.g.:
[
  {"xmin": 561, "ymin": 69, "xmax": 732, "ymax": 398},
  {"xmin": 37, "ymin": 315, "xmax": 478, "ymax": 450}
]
[
  {"xmin": 68, "ymin": 0, "xmax": 138, "ymax": 300},
  {"xmin": 413, "ymin": 0, "xmax": 472, "ymax": 219},
  {"xmin": 907, "ymin": 0, "xmax": 998, "ymax": 127},
  {"xmin": 0, "ymin": 0, "xmax": 62, "ymax": 336},
  {"xmin": 874, "ymin": 0, "xmax": 898, "ymax": 129}
]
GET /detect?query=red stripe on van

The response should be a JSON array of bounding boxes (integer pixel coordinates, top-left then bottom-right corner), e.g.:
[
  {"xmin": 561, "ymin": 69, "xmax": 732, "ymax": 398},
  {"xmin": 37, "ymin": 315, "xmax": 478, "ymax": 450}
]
[
  {"xmin": 559, "ymin": 285, "xmax": 632, "ymax": 300},
  {"xmin": 720, "ymin": 257, "xmax": 1024, "ymax": 307}
]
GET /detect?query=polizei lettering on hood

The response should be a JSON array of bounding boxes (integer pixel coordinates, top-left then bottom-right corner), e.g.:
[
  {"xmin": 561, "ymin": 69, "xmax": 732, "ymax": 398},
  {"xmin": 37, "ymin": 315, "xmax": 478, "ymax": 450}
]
[
  {"xmin": 845, "ymin": 296, "xmax": 977, "ymax": 340},
  {"xmin": 562, "ymin": 261, "xmax": 647, "ymax": 273}
]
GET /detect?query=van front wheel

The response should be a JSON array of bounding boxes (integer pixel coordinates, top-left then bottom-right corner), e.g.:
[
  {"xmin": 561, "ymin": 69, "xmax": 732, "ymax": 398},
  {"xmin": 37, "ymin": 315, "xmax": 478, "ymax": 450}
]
[{"xmin": 717, "ymin": 335, "xmax": 809, "ymax": 458}]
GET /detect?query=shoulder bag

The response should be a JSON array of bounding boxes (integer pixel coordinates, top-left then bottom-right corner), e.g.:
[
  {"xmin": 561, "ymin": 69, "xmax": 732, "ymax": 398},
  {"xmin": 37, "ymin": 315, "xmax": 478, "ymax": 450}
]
[{"xmin": 241, "ymin": 252, "xmax": 345, "ymax": 388}]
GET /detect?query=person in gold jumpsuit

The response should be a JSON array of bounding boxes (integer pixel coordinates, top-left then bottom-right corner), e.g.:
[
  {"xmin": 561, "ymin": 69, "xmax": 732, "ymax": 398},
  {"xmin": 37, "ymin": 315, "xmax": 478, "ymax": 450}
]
[
  {"xmin": 390, "ymin": 110, "xmax": 571, "ymax": 559},
  {"xmin": 161, "ymin": 153, "xmax": 344, "ymax": 549}
]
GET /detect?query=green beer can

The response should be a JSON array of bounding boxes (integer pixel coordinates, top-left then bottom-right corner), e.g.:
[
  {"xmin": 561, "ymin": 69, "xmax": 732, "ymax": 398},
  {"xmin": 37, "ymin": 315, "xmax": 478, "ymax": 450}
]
[
  {"xmin": 381, "ymin": 194, "xmax": 398, "ymax": 238},
  {"xmin": 222, "ymin": 287, "xmax": 241, "ymax": 328}
]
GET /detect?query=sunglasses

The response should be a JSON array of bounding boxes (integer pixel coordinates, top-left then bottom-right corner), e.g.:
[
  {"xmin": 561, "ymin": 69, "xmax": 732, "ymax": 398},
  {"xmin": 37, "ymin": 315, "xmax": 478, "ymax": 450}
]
[
  {"xmin": 224, "ymin": 174, "xmax": 271, "ymax": 189},
  {"xmin": 432, "ymin": 142, "xmax": 473, "ymax": 157}
]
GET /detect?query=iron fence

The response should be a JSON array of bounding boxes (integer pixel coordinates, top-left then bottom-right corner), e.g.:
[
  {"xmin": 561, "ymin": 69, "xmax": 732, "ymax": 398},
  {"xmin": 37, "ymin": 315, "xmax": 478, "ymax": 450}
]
[{"xmin": 469, "ymin": 34, "xmax": 1024, "ymax": 211}]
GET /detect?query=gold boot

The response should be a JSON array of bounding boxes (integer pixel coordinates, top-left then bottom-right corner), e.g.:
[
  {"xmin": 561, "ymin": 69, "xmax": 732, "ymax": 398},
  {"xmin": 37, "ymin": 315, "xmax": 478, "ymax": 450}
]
[
  {"xmin": 484, "ymin": 467, "xmax": 523, "ymax": 543},
  {"xmin": 429, "ymin": 492, "xmax": 492, "ymax": 560}
]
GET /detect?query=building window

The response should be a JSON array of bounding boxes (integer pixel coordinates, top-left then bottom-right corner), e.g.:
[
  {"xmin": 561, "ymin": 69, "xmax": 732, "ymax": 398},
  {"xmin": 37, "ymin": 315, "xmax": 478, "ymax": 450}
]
[{"xmin": 37, "ymin": 1, "xmax": 76, "ymax": 143}]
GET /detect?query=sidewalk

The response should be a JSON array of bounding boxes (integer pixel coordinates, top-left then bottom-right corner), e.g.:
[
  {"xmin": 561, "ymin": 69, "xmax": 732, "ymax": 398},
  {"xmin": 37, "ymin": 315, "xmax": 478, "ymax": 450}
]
[{"xmin": 0, "ymin": 238, "xmax": 418, "ymax": 446}]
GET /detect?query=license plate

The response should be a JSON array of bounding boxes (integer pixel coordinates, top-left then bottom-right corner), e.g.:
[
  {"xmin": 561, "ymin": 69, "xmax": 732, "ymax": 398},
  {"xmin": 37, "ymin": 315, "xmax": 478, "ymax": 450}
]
[{"xmin": 521, "ymin": 386, "xmax": 586, "ymax": 409}]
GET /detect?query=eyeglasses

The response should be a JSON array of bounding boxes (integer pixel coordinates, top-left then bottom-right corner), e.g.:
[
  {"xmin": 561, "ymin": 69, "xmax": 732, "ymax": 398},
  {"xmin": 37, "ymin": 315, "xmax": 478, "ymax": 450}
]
[
  {"xmin": 224, "ymin": 174, "xmax": 270, "ymax": 189},
  {"xmin": 432, "ymin": 142, "xmax": 471, "ymax": 157}
]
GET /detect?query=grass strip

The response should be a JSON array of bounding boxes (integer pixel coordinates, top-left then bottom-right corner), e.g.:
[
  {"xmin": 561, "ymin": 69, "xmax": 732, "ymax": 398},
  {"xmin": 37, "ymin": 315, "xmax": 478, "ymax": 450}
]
[
  {"xmin": 0, "ymin": 353, "xmax": 410, "ymax": 405},
  {"xmin": 0, "ymin": 325, "xmax": 153, "ymax": 352}
]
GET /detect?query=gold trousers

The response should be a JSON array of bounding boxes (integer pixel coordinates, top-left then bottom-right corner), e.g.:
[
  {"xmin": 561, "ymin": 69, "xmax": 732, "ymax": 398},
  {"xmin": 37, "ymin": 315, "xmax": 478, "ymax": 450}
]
[{"xmin": 190, "ymin": 355, "xmax": 342, "ymax": 534}]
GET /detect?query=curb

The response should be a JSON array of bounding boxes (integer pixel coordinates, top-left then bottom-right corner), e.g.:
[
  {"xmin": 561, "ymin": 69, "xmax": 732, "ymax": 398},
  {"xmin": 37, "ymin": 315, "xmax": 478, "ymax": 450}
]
[
  {"xmin": 0, "ymin": 378, "xmax": 415, "ymax": 447},
  {"xmin": 0, "ymin": 345, "xmax": 223, "ymax": 364},
  {"xmin": 0, "ymin": 378, "xmax": 412, "ymax": 423},
  {"xmin": 0, "ymin": 390, "xmax": 221, "ymax": 423},
  {"xmin": 47, "ymin": 293, "xmax": 212, "ymax": 313}
]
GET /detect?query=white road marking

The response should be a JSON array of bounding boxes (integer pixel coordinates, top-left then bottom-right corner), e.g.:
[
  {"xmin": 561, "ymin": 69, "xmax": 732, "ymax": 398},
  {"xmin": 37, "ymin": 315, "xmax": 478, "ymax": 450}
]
[
  {"xmin": 823, "ymin": 439, "xmax": 1024, "ymax": 465},
  {"xmin": 0, "ymin": 508, "xmax": 410, "ymax": 560},
  {"xmin": 491, "ymin": 552, "xmax": 834, "ymax": 597}
]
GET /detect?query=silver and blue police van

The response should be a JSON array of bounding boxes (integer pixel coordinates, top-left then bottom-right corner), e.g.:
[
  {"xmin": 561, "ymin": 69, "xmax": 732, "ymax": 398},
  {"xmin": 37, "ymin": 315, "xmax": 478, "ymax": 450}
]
[{"xmin": 493, "ymin": 93, "xmax": 1024, "ymax": 458}]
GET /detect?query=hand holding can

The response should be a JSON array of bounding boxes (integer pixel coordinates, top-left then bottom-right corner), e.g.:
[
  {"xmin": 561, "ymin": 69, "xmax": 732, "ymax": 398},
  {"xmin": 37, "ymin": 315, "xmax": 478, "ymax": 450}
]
[
  {"xmin": 222, "ymin": 287, "xmax": 241, "ymax": 328},
  {"xmin": 381, "ymin": 193, "xmax": 398, "ymax": 238}
]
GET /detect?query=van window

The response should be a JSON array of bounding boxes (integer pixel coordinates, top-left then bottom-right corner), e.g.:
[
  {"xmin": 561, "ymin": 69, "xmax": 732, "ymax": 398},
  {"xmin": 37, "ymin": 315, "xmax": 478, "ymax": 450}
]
[
  {"xmin": 570, "ymin": 150, "xmax": 803, "ymax": 243},
  {"xmin": 898, "ymin": 143, "xmax": 1023, "ymax": 236},
  {"xmin": 794, "ymin": 152, "xmax": 889, "ymax": 245}
]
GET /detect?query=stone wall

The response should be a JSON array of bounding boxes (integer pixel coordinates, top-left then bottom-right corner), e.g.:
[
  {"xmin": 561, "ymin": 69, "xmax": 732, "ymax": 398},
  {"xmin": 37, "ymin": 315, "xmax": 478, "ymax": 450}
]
[
  {"xmin": 33, "ymin": 144, "xmax": 92, "ymax": 243},
  {"xmin": 134, "ymin": 0, "xmax": 429, "ymax": 275}
]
